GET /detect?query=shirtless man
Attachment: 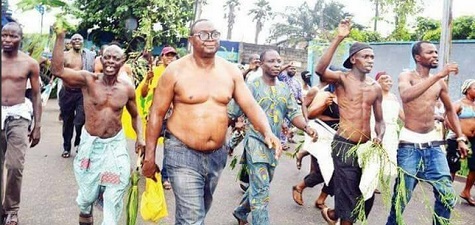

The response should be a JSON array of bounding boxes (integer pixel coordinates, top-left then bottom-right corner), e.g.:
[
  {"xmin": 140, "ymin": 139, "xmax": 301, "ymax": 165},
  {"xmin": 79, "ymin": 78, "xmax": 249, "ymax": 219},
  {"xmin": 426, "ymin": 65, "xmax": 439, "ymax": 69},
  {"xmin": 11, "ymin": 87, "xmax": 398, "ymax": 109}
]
[
  {"xmin": 385, "ymin": 41, "xmax": 469, "ymax": 225},
  {"xmin": 142, "ymin": 19, "xmax": 281, "ymax": 225},
  {"xmin": 51, "ymin": 26, "xmax": 144, "ymax": 225},
  {"xmin": 93, "ymin": 44, "xmax": 134, "ymax": 85},
  {"xmin": 1, "ymin": 22, "xmax": 42, "ymax": 225},
  {"xmin": 59, "ymin": 33, "xmax": 95, "ymax": 158},
  {"xmin": 315, "ymin": 19, "xmax": 385, "ymax": 225}
]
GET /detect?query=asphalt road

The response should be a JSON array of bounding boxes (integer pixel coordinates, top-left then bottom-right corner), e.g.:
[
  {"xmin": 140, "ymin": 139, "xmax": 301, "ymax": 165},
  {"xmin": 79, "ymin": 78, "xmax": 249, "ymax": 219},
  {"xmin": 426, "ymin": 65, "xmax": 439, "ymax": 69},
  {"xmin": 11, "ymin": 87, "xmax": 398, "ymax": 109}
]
[{"xmin": 13, "ymin": 99, "xmax": 475, "ymax": 224}]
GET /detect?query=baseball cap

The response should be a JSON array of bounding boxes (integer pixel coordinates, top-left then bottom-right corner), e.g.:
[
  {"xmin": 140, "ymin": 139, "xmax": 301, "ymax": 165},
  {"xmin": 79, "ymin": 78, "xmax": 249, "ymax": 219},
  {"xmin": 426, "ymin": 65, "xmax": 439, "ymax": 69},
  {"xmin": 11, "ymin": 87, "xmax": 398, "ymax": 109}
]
[
  {"xmin": 161, "ymin": 46, "xmax": 177, "ymax": 56},
  {"xmin": 343, "ymin": 42, "xmax": 372, "ymax": 69}
]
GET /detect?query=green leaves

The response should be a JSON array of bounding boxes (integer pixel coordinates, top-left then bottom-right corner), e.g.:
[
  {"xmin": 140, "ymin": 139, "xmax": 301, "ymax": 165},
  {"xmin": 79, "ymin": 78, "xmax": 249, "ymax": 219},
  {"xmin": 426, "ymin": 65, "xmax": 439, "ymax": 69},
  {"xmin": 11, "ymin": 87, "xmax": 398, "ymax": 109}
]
[
  {"xmin": 72, "ymin": 0, "xmax": 194, "ymax": 46},
  {"xmin": 17, "ymin": 0, "xmax": 66, "ymax": 11}
]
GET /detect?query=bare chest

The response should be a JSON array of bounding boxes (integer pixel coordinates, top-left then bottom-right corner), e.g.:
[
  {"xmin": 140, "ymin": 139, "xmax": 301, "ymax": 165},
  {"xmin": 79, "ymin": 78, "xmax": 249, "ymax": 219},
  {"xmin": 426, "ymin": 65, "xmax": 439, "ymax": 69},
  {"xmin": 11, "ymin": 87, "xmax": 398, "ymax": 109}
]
[
  {"xmin": 1, "ymin": 60, "xmax": 31, "ymax": 81},
  {"xmin": 85, "ymin": 83, "xmax": 129, "ymax": 111},
  {"xmin": 175, "ymin": 73, "xmax": 233, "ymax": 105},
  {"xmin": 64, "ymin": 53, "xmax": 83, "ymax": 70},
  {"xmin": 411, "ymin": 79, "xmax": 440, "ymax": 101},
  {"xmin": 338, "ymin": 82, "xmax": 377, "ymax": 107}
]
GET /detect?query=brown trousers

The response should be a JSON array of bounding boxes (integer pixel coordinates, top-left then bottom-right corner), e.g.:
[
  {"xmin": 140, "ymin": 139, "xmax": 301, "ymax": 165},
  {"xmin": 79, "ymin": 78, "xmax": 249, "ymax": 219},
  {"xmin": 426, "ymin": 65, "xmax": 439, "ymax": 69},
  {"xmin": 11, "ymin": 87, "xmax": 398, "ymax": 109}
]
[{"xmin": 1, "ymin": 117, "xmax": 29, "ymax": 215}]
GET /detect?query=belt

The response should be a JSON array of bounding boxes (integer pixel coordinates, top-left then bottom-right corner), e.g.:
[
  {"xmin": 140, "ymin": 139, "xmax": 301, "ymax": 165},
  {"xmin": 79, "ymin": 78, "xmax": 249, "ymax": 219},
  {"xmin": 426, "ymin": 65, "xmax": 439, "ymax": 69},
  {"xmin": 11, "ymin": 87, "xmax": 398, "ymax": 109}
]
[{"xmin": 398, "ymin": 140, "xmax": 446, "ymax": 149}]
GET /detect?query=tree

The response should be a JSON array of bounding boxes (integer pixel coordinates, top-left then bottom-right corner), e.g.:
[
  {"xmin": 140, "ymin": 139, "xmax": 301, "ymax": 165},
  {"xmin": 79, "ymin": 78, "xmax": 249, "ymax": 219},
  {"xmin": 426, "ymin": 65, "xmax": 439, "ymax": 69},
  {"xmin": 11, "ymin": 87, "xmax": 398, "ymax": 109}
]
[
  {"xmin": 194, "ymin": 0, "xmax": 207, "ymax": 20},
  {"xmin": 453, "ymin": 16, "xmax": 475, "ymax": 40},
  {"xmin": 268, "ymin": 0, "xmax": 357, "ymax": 47},
  {"xmin": 223, "ymin": 0, "xmax": 240, "ymax": 40},
  {"xmin": 72, "ymin": 0, "xmax": 194, "ymax": 47},
  {"xmin": 267, "ymin": 2, "xmax": 319, "ymax": 47},
  {"xmin": 248, "ymin": 0, "xmax": 272, "ymax": 44},
  {"xmin": 367, "ymin": 0, "xmax": 423, "ymax": 40},
  {"xmin": 411, "ymin": 16, "xmax": 475, "ymax": 41},
  {"xmin": 412, "ymin": 16, "xmax": 440, "ymax": 40}
]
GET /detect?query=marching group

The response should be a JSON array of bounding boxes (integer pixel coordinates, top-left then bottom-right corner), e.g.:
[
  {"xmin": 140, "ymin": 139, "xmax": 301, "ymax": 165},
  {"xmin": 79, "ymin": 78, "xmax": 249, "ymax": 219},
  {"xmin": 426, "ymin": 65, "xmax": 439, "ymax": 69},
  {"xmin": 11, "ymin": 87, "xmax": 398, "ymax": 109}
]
[{"xmin": 1, "ymin": 17, "xmax": 474, "ymax": 225}]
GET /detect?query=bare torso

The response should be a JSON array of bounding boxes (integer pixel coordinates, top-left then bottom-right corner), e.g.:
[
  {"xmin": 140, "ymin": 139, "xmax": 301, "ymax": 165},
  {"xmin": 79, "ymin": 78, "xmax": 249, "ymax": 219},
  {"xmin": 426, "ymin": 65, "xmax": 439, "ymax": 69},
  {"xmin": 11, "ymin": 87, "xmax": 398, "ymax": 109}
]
[
  {"xmin": 457, "ymin": 100, "xmax": 475, "ymax": 138},
  {"xmin": 81, "ymin": 73, "xmax": 134, "ymax": 138},
  {"xmin": 402, "ymin": 72, "xmax": 441, "ymax": 133},
  {"xmin": 1, "ymin": 51, "xmax": 37, "ymax": 106},
  {"xmin": 166, "ymin": 56, "xmax": 234, "ymax": 151},
  {"xmin": 336, "ymin": 73, "xmax": 379, "ymax": 142}
]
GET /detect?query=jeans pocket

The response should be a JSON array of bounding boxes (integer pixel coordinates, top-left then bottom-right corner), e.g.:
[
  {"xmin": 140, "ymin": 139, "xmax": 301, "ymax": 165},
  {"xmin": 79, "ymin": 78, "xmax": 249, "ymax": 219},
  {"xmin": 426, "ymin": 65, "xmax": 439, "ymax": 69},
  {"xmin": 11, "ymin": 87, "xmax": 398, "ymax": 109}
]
[{"xmin": 397, "ymin": 147, "xmax": 416, "ymax": 167}]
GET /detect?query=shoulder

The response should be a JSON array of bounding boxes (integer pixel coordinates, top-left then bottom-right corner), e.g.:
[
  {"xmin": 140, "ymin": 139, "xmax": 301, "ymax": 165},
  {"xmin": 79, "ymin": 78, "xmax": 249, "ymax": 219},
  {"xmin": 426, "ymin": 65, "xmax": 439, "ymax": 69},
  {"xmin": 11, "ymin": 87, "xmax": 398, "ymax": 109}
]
[
  {"xmin": 21, "ymin": 52, "xmax": 40, "ymax": 69},
  {"xmin": 398, "ymin": 70, "xmax": 414, "ymax": 81}
]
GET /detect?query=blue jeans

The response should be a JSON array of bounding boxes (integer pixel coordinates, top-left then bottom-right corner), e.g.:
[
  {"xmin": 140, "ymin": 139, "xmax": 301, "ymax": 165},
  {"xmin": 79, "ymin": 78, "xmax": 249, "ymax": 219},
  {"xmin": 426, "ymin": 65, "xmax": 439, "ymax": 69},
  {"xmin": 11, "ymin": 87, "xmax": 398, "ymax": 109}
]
[
  {"xmin": 164, "ymin": 132, "xmax": 227, "ymax": 225},
  {"xmin": 161, "ymin": 156, "xmax": 169, "ymax": 181},
  {"xmin": 386, "ymin": 146, "xmax": 456, "ymax": 225}
]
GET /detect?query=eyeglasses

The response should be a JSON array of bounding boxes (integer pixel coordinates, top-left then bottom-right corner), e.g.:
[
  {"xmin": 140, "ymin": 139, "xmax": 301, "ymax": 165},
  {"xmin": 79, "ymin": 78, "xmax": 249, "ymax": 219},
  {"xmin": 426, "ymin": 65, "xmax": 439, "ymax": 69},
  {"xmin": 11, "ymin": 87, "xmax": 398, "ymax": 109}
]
[{"xmin": 192, "ymin": 31, "xmax": 221, "ymax": 41}]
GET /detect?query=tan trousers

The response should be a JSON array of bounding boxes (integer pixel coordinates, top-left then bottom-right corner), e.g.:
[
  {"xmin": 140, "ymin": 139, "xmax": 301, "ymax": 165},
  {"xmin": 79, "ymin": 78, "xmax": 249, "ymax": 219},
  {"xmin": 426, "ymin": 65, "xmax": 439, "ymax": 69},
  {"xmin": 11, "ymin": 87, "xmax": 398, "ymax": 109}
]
[{"xmin": 1, "ymin": 118, "xmax": 29, "ymax": 215}]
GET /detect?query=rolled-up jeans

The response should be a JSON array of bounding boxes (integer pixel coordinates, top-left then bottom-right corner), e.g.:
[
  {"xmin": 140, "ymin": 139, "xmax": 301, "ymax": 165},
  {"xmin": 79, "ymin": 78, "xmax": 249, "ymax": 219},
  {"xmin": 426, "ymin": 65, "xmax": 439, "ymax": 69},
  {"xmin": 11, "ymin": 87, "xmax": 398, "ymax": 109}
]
[
  {"xmin": 386, "ymin": 145, "xmax": 456, "ymax": 225},
  {"xmin": 164, "ymin": 131, "xmax": 227, "ymax": 225}
]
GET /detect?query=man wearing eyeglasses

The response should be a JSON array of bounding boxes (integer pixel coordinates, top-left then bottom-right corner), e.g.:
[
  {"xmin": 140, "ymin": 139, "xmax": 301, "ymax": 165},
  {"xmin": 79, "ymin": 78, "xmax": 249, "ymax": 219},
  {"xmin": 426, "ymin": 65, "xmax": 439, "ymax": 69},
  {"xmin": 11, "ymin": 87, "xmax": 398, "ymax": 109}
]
[{"xmin": 142, "ymin": 19, "xmax": 281, "ymax": 225}]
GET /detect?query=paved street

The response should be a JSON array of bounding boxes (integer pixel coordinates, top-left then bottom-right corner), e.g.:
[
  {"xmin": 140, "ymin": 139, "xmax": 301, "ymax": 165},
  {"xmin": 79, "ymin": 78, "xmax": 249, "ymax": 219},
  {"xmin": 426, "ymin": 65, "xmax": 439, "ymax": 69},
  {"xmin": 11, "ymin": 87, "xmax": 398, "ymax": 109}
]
[{"xmin": 14, "ymin": 99, "xmax": 474, "ymax": 224}]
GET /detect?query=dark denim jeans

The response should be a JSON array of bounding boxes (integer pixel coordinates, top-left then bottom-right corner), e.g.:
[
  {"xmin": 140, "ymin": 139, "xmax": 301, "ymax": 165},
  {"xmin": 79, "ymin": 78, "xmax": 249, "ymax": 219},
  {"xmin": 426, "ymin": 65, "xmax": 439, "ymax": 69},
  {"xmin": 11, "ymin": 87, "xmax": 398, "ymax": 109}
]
[
  {"xmin": 386, "ymin": 146, "xmax": 456, "ymax": 225},
  {"xmin": 164, "ymin": 132, "xmax": 227, "ymax": 225},
  {"xmin": 59, "ymin": 88, "xmax": 85, "ymax": 152}
]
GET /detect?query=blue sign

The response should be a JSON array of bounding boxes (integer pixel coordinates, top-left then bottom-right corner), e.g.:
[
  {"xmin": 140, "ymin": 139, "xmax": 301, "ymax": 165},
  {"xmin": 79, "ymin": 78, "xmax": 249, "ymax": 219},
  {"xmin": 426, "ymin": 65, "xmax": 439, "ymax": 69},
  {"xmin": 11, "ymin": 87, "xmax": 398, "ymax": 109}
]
[{"xmin": 35, "ymin": 5, "xmax": 45, "ymax": 15}]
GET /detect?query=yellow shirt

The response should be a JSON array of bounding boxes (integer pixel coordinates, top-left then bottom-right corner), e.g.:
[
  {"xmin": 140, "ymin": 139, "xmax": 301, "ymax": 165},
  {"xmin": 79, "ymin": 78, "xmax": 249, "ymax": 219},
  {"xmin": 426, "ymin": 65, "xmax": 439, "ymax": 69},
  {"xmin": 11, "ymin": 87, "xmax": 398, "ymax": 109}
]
[{"xmin": 122, "ymin": 65, "xmax": 166, "ymax": 143}]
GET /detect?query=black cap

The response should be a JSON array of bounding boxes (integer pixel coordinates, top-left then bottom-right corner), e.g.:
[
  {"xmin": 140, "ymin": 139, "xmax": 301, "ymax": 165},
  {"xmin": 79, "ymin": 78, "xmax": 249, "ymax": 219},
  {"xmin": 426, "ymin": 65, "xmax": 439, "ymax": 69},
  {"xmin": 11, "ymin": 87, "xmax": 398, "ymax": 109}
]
[{"xmin": 343, "ymin": 42, "xmax": 372, "ymax": 69}]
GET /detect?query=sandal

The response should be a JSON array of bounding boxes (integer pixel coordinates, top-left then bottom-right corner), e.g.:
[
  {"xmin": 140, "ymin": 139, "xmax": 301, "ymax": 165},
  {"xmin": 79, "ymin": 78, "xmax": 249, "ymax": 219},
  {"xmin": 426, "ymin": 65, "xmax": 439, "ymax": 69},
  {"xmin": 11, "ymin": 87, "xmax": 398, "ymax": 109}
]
[
  {"xmin": 79, "ymin": 212, "xmax": 93, "ymax": 225},
  {"xmin": 321, "ymin": 207, "xmax": 337, "ymax": 225},
  {"xmin": 61, "ymin": 150, "xmax": 71, "ymax": 158},
  {"xmin": 292, "ymin": 186, "xmax": 304, "ymax": 206},
  {"xmin": 460, "ymin": 195, "xmax": 475, "ymax": 206},
  {"xmin": 315, "ymin": 201, "xmax": 327, "ymax": 210}
]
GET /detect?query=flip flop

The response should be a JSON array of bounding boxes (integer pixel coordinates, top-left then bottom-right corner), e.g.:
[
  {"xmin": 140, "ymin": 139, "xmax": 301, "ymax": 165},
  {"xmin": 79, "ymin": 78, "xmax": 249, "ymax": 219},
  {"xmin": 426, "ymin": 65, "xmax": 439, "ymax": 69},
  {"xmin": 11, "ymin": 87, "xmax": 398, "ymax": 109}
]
[
  {"xmin": 321, "ymin": 207, "xmax": 337, "ymax": 225},
  {"xmin": 292, "ymin": 186, "xmax": 304, "ymax": 206},
  {"xmin": 459, "ymin": 195, "xmax": 475, "ymax": 206}
]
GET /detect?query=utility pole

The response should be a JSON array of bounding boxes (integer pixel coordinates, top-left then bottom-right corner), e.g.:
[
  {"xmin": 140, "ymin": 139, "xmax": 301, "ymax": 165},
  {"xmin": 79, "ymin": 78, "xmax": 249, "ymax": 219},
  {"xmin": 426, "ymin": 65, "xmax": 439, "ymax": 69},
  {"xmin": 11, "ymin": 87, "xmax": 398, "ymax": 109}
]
[{"xmin": 439, "ymin": 0, "xmax": 453, "ymax": 83}]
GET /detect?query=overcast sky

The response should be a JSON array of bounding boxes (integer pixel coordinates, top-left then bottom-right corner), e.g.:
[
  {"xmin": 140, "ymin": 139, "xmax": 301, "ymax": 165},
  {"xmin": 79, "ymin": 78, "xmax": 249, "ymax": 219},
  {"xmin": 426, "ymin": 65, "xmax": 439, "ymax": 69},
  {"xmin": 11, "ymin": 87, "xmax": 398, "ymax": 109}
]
[{"xmin": 8, "ymin": 0, "xmax": 475, "ymax": 43}]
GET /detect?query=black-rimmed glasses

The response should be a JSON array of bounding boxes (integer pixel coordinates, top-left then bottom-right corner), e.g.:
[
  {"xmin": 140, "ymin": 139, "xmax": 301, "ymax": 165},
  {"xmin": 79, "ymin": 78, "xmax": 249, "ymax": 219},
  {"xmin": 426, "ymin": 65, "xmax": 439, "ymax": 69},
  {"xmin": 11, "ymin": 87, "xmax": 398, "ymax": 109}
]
[{"xmin": 192, "ymin": 31, "xmax": 221, "ymax": 41}]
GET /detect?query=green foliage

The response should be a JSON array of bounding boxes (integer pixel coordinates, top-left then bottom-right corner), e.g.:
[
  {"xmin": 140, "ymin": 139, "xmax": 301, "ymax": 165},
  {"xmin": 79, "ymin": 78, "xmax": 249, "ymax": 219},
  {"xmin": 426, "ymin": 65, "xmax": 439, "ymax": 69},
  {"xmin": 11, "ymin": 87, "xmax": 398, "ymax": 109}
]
[
  {"xmin": 413, "ymin": 16, "xmax": 440, "ymax": 40},
  {"xmin": 387, "ymin": 24, "xmax": 412, "ymax": 41},
  {"xmin": 72, "ymin": 0, "xmax": 194, "ymax": 46},
  {"xmin": 16, "ymin": 0, "xmax": 76, "ymax": 31},
  {"xmin": 421, "ymin": 27, "xmax": 441, "ymax": 41},
  {"xmin": 349, "ymin": 29, "xmax": 383, "ymax": 42},
  {"xmin": 268, "ymin": 0, "xmax": 357, "ymax": 47},
  {"xmin": 22, "ymin": 33, "xmax": 52, "ymax": 60},
  {"xmin": 16, "ymin": 0, "xmax": 66, "ymax": 11},
  {"xmin": 453, "ymin": 16, "xmax": 475, "ymax": 40}
]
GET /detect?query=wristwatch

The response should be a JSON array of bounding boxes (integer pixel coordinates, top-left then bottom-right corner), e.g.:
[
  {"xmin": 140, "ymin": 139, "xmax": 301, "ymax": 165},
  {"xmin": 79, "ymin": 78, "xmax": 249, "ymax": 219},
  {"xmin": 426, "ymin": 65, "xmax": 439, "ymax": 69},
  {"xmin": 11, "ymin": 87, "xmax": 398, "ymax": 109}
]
[{"xmin": 456, "ymin": 136, "xmax": 468, "ymax": 144}]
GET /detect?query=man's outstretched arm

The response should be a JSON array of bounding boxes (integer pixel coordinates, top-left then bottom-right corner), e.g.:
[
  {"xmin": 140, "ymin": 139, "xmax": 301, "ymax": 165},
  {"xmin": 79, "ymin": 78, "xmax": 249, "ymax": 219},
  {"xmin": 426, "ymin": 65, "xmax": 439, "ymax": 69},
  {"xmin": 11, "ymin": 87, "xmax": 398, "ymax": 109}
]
[
  {"xmin": 315, "ymin": 19, "xmax": 350, "ymax": 83},
  {"xmin": 51, "ymin": 27, "xmax": 90, "ymax": 87}
]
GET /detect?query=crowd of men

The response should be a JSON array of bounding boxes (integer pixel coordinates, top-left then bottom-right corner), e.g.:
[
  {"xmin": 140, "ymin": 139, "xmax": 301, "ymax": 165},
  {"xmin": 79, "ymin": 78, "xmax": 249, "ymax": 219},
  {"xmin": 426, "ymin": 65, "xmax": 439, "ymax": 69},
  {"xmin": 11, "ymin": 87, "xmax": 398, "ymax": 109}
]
[{"xmin": 1, "ymin": 17, "xmax": 474, "ymax": 225}]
